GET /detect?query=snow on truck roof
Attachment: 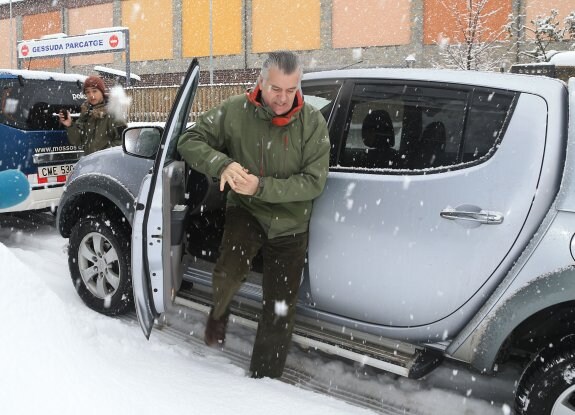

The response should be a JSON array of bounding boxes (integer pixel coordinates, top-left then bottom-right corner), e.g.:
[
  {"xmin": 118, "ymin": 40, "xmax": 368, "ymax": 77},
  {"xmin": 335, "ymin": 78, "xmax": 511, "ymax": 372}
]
[
  {"xmin": 0, "ymin": 69, "xmax": 86, "ymax": 83},
  {"xmin": 303, "ymin": 67, "xmax": 566, "ymax": 97}
]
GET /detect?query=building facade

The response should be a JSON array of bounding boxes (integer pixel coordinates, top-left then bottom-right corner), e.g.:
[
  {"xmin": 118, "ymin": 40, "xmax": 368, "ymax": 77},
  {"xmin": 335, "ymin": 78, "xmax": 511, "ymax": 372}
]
[{"xmin": 0, "ymin": 0, "xmax": 573, "ymax": 85}]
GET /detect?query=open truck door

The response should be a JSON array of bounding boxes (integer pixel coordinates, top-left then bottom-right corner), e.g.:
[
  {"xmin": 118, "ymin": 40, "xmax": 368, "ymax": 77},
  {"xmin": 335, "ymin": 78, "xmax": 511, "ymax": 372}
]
[{"xmin": 132, "ymin": 60, "xmax": 200, "ymax": 338}]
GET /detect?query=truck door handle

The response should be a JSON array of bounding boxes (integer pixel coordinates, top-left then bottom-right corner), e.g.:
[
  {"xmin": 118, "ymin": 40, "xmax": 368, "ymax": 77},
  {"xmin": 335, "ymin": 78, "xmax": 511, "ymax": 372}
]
[{"xmin": 440, "ymin": 209, "xmax": 504, "ymax": 224}]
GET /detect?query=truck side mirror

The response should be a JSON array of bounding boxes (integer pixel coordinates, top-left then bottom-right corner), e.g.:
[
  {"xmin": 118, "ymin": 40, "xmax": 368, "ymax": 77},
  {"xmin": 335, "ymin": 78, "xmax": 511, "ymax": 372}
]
[{"xmin": 123, "ymin": 126, "xmax": 163, "ymax": 159}]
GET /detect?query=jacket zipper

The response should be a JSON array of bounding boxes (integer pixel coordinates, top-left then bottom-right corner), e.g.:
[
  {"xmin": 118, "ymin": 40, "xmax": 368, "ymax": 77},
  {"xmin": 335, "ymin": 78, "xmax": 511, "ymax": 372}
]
[{"xmin": 259, "ymin": 136, "xmax": 264, "ymax": 176}]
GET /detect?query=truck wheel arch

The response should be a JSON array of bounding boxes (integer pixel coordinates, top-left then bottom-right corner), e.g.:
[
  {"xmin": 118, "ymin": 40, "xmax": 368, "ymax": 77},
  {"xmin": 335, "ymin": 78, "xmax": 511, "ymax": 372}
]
[
  {"xmin": 450, "ymin": 266, "xmax": 575, "ymax": 373},
  {"xmin": 58, "ymin": 174, "xmax": 135, "ymax": 237}
]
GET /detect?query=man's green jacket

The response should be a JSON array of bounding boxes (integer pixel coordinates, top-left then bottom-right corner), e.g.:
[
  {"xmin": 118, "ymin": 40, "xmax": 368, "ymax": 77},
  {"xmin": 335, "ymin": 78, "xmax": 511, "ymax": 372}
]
[{"xmin": 177, "ymin": 90, "xmax": 330, "ymax": 239}]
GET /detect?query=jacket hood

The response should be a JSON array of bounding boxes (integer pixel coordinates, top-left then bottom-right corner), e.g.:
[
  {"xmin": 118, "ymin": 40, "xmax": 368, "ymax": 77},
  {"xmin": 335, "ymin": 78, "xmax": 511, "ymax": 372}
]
[{"xmin": 246, "ymin": 84, "xmax": 304, "ymax": 127}]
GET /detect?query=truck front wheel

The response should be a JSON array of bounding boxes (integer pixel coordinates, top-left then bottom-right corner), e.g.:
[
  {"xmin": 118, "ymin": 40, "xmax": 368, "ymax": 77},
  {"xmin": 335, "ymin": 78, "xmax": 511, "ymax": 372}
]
[
  {"xmin": 516, "ymin": 340, "xmax": 575, "ymax": 415},
  {"xmin": 68, "ymin": 215, "xmax": 133, "ymax": 316}
]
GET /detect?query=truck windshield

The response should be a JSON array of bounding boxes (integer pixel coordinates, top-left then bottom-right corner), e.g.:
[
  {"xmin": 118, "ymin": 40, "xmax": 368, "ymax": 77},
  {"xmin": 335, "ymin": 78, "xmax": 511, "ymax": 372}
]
[{"xmin": 0, "ymin": 78, "xmax": 85, "ymax": 131}]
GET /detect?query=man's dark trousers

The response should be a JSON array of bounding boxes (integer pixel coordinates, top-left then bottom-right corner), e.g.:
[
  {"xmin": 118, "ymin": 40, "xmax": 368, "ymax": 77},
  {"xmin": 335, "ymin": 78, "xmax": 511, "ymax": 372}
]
[{"xmin": 211, "ymin": 206, "xmax": 308, "ymax": 378}]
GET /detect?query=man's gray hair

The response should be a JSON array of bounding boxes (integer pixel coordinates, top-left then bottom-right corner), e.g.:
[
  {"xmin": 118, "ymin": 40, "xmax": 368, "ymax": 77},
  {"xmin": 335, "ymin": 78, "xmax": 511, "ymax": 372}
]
[{"xmin": 260, "ymin": 51, "xmax": 303, "ymax": 81}]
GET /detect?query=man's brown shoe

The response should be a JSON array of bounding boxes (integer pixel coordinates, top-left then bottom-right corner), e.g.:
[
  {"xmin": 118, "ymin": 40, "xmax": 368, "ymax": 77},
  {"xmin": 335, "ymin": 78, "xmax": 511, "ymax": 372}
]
[{"xmin": 204, "ymin": 311, "xmax": 228, "ymax": 347}]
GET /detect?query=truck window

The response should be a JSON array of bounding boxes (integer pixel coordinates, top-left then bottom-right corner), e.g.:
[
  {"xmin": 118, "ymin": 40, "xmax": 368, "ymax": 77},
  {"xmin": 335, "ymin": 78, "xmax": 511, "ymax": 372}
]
[
  {"xmin": 301, "ymin": 82, "xmax": 342, "ymax": 123},
  {"xmin": 339, "ymin": 82, "xmax": 516, "ymax": 171}
]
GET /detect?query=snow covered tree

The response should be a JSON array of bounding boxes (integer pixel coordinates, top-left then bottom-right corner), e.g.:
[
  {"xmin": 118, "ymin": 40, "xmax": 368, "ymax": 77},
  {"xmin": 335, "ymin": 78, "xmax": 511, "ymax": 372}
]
[
  {"xmin": 435, "ymin": 0, "xmax": 511, "ymax": 71},
  {"xmin": 564, "ymin": 11, "xmax": 575, "ymax": 40},
  {"xmin": 507, "ymin": 9, "xmax": 575, "ymax": 62}
]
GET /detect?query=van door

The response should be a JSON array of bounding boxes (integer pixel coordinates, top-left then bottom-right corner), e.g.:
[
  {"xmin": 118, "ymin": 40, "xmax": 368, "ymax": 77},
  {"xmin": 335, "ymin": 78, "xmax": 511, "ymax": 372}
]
[{"xmin": 132, "ymin": 60, "xmax": 200, "ymax": 338}]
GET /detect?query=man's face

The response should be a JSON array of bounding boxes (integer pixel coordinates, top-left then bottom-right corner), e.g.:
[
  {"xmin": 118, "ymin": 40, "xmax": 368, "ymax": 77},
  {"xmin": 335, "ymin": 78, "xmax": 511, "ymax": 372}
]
[
  {"xmin": 85, "ymin": 86, "xmax": 104, "ymax": 106},
  {"xmin": 259, "ymin": 66, "xmax": 300, "ymax": 116}
]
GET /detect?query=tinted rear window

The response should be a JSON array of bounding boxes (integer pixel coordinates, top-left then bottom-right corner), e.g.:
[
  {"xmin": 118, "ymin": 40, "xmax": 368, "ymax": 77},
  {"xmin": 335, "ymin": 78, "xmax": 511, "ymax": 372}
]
[
  {"xmin": 0, "ymin": 78, "xmax": 85, "ymax": 131},
  {"xmin": 339, "ymin": 82, "xmax": 516, "ymax": 171}
]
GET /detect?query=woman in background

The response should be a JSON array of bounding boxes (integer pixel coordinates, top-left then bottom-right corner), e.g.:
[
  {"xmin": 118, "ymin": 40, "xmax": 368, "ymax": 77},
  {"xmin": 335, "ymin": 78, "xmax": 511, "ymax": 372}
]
[{"xmin": 58, "ymin": 75, "xmax": 126, "ymax": 155}]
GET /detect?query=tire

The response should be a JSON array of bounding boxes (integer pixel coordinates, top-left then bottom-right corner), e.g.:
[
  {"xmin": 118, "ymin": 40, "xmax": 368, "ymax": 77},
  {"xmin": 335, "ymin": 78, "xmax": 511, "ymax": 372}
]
[
  {"xmin": 68, "ymin": 214, "xmax": 133, "ymax": 316},
  {"xmin": 516, "ymin": 339, "xmax": 575, "ymax": 415}
]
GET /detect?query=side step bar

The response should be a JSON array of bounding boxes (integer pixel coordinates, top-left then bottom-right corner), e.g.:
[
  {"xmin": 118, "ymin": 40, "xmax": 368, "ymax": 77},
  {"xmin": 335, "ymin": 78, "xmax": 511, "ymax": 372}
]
[{"xmin": 174, "ymin": 286, "xmax": 442, "ymax": 379}]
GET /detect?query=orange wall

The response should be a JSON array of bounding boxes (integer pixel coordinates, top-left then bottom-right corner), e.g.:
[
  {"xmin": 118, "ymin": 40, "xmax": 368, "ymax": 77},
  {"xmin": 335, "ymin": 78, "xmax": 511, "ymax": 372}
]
[
  {"xmin": 182, "ymin": 0, "xmax": 242, "ymax": 57},
  {"xmin": 0, "ymin": 18, "xmax": 17, "ymax": 68},
  {"xmin": 22, "ymin": 11, "xmax": 63, "ymax": 70},
  {"xmin": 423, "ymin": 0, "xmax": 512, "ymax": 45},
  {"xmin": 121, "ymin": 0, "xmax": 174, "ymax": 61},
  {"xmin": 252, "ymin": 0, "xmax": 320, "ymax": 53},
  {"xmin": 332, "ymin": 0, "xmax": 412, "ymax": 48},
  {"xmin": 525, "ymin": 0, "xmax": 574, "ymax": 38},
  {"xmin": 68, "ymin": 4, "xmax": 115, "ymax": 67}
]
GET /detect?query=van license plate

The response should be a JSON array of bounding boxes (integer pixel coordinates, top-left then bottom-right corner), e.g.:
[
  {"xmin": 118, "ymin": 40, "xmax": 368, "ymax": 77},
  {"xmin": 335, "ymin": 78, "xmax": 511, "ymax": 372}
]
[{"xmin": 38, "ymin": 164, "xmax": 74, "ymax": 178}]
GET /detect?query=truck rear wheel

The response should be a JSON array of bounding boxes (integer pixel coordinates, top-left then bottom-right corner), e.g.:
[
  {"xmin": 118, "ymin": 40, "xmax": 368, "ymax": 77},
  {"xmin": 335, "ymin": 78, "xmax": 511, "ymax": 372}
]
[
  {"xmin": 68, "ymin": 215, "xmax": 133, "ymax": 316},
  {"xmin": 516, "ymin": 340, "xmax": 575, "ymax": 415}
]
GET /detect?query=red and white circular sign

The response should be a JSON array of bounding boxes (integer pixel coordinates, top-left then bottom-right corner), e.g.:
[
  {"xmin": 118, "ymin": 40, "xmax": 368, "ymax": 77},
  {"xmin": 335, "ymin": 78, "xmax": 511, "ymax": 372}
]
[
  {"xmin": 21, "ymin": 44, "xmax": 29, "ymax": 56},
  {"xmin": 109, "ymin": 35, "xmax": 119, "ymax": 48}
]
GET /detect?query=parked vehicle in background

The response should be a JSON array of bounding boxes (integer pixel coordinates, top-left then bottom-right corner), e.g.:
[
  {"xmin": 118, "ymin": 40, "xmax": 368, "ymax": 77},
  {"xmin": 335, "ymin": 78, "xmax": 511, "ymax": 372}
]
[
  {"xmin": 510, "ymin": 50, "xmax": 575, "ymax": 83},
  {"xmin": 0, "ymin": 69, "xmax": 85, "ymax": 213},
  {"xmin": 57, "ymin": 60, "xmax": 575, "ymax": 415}
]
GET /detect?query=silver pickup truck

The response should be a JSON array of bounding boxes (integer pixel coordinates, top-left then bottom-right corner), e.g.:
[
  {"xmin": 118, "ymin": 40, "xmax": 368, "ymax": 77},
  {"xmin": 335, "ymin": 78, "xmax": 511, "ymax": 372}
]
[{"xmin": 57, "ymin": 60, "xmax": 575, "ymax": 415}]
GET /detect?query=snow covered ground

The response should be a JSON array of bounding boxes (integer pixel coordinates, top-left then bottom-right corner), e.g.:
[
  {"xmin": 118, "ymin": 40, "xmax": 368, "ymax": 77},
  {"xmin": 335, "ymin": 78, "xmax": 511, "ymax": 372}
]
[{"xmin": 0, "ymin": 212, "xmax": 516, "ymax": 415}]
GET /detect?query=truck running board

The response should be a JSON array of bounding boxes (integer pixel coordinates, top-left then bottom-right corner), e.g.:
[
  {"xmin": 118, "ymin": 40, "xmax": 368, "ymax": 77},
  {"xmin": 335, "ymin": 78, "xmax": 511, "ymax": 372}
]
[{"xmin": 175, "ymin": 277, "xmax": 442, "ymax": 379}]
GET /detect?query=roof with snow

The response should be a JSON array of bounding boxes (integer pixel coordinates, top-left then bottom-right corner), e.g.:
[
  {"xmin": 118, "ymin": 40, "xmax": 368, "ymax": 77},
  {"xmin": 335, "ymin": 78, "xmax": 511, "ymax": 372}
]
[
  {"xmin": 549, "ymin": 51, "xmax": 575, "ymax": 66},
  {"xmin": 94, "ymin": 65, "xmax": 141, "ymax": 81},
  {"xmin": 0, "ymin": 69, "xmax": 86, "ymax": 83}
]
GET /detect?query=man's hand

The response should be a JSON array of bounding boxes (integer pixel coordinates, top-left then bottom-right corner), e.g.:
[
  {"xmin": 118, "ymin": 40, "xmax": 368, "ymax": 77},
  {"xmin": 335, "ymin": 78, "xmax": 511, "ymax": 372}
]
[{"xmin": 220, "ymin": 162, "xmax": 259, "ymax": 195}]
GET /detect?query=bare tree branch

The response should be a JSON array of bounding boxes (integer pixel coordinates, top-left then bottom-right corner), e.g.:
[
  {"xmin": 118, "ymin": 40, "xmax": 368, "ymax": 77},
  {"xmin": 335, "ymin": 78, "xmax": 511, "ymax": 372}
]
[{"xmin": 436, "ymin": 0, "xmax": 512, "ymax": 71}]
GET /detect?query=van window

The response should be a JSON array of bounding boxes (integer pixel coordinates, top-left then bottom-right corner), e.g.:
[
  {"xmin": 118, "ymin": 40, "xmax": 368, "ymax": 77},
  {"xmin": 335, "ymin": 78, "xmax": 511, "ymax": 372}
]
[{"xmin": 0, "ymin": 79, "xmax": 85, "ymax": 131}]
